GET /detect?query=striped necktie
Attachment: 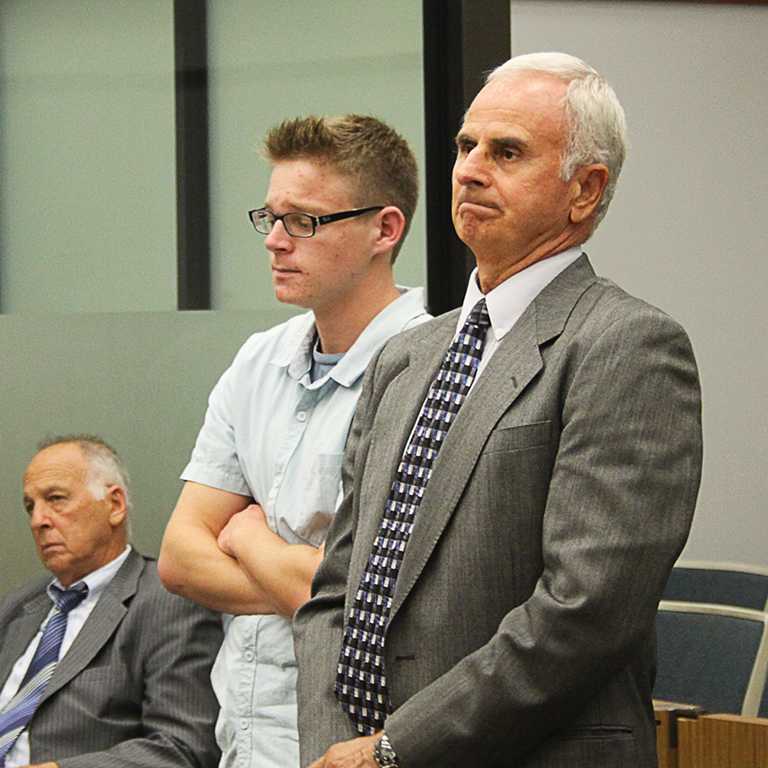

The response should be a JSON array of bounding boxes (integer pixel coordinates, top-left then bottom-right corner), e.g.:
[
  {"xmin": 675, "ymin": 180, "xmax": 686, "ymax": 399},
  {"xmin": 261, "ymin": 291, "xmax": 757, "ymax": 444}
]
[
  {"xmin": 335, "ymin": 298, "xmax": 491, "ymax": 734},
  {"xmin": 0, "ymin": 582, "xmax": 88, "ymax": 763}
]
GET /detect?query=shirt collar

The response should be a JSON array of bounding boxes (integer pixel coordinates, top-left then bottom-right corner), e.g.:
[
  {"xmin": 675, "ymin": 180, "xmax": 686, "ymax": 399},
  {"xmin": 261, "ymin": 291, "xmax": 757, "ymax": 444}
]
[
  {"xmin": 458, "ymin": 247, "xmax": 583, "ymax": 340},
  {"xmin": 273, "ymin": 286, "xmax": 426, "ymax": 389},
  {"xmin": 47, "ymin": 544, "xmax": 132, "ymax": 604}
]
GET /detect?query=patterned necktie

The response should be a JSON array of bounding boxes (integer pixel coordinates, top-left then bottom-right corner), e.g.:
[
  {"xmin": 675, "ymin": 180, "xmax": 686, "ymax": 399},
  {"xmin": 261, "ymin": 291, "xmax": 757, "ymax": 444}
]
[
  {"xmin": 335, "ymin": 298, "xmax": 491, "ymax": 734},
  {"xmin": 0, "ymin": 582, "xmax": 88, "ymax": 762}
]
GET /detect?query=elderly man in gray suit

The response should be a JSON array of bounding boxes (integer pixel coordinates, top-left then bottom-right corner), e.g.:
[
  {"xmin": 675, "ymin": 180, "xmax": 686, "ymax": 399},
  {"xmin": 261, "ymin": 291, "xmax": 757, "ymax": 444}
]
[
  {"xmin": 0, "ymin": 436, "xmax": 221, "ymax": 768},
  {"xmin": 295, "ymin": 52, "xmax": 702, "ymax": 768}
]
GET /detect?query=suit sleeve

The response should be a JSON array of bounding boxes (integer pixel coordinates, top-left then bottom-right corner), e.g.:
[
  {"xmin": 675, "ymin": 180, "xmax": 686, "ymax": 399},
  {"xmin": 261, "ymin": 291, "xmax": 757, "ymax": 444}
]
[
  {"xmin": 381, "ymin": 309, "xmax": 703, "ymax": 765},
  {"xmin": 293, "ymin": 347, "xmax": 386, "ymax": 765},
  {"xmin": 56, "ymin": 578, "xmax": 223, "ymax": 768}
]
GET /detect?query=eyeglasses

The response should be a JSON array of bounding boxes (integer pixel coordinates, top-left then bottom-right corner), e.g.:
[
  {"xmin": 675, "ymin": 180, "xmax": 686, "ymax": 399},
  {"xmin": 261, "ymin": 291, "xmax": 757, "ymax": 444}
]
[{"xmin": 248, "ymin": 205, "xmax": 384, "ymax": 238}]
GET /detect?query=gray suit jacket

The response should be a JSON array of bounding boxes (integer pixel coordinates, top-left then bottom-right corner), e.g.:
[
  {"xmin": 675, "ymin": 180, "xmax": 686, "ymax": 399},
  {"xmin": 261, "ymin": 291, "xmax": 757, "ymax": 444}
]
[
  {"xmin": 0, "ymin": 549, "xmax": 222, "ymax": 767},
  {"xmin": 294, "ymin": 255, "xmax": 703, "ymax": 767}
]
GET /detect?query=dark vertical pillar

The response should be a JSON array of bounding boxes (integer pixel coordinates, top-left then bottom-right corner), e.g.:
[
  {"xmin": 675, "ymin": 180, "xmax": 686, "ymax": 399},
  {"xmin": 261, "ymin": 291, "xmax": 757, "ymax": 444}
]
[
  {"xmin": 422, "ymin": 0, "xmax": 510, "ymax": 315},
  {"xmin": 174, "ymin": 0, "xmax": 211, "ymax": 310}
]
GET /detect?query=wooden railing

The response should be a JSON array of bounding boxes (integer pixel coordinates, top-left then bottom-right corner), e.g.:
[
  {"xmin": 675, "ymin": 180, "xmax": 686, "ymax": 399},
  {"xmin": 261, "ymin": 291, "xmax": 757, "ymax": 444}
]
[{"xmin": 655, "ymin": 702, "xmax": 768, "ymax": 767}]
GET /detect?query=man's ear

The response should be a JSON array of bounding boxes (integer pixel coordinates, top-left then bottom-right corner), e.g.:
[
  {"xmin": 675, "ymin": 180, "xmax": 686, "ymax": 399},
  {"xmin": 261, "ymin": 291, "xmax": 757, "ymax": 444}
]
[
  {"xmin": 372, "ymin": 206, "xmax": 406, "ymax": 257},
  {"xmin": 105, "ymin": 485, "xmax": 128, "ymax": 528},
  {"xmin": 569, "ymin": 164, "xmax": 609, "ymax": 224}
]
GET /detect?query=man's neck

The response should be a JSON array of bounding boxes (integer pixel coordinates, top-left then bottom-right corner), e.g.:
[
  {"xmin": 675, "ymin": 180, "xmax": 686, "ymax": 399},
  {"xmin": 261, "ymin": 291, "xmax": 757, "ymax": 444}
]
[
  {"xmin": 314, "ymin": 281, "xmax": 401, "ymax": 354},
  {"xmin": 476, "ymin": 232, "xmax": 587, "ymax": 293}
]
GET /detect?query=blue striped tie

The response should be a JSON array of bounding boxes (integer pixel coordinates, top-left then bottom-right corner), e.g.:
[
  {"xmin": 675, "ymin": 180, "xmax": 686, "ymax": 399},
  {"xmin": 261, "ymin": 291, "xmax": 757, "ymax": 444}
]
[
  {"xmin": 0, "ymin": 583, "xmax": 88, "ymax": 763},
  {"xmin": 335, "ymin": 298, "xmax": 491, "ymax": 734}
]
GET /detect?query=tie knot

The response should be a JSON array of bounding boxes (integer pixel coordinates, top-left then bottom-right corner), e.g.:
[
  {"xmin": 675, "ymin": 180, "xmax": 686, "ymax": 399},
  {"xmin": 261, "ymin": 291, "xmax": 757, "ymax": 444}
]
[
  {"xmin": 465, "ymin": 298, "xmax": 491, "ymax": 330},
  {"xmin": 51, "ymin": 582, "xmax": 89, "ymax": 614}
]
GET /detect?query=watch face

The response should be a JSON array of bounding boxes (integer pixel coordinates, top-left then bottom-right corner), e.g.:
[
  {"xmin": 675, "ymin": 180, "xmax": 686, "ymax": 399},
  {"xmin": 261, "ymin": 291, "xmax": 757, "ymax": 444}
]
[{"xmin": 374, "ymin": 735, "xmax": 399, "ymax": 768}]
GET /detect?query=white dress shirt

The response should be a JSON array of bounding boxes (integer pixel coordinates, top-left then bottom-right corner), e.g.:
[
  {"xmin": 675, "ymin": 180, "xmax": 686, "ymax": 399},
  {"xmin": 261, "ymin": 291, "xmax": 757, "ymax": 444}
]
[
  {"xmin": 0, "ymin": 545, "xmax": 132, "ymax": 766},
  {"xmin": 457, "ymin": 247, "xmax": 583, "ymax": 376}
]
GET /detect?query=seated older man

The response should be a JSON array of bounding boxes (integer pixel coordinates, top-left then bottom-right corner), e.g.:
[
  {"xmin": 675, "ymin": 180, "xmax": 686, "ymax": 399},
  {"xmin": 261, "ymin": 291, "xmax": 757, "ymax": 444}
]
[{"xmin": 0, "ymin": 435, "xmax": 222, "ymax": 768}]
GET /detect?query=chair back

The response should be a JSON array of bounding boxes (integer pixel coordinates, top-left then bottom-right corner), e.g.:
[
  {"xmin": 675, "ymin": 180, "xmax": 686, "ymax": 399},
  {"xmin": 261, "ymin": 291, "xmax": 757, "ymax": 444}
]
[
  {"xmin": 663, "ymin": 561, "xmax": 768, "ymax": 611},
  {"xmin": 654, "ymin": 601, "xmax": 768, "ymax": 716}
]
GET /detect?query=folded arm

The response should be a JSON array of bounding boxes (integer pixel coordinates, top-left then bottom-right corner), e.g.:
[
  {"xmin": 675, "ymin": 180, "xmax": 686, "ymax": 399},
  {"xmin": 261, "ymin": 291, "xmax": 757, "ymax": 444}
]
[
  {"xmin": 158, "ymin": 480, "xmax": 277, "ymax": 614},
  {"xmin": 218, "ymin": 503, "xmax": 324, "ymax": 618}
]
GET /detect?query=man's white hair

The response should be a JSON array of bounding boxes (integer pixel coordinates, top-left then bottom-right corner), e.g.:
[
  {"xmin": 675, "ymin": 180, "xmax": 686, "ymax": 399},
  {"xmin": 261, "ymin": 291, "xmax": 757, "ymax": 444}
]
[
  {"xmin": 487, "ymin": 52, "xmax": 628, "ymax": 227},
  {"xmin": 37, "ymin": 434, "xmax": 132, "ymax": 537}
]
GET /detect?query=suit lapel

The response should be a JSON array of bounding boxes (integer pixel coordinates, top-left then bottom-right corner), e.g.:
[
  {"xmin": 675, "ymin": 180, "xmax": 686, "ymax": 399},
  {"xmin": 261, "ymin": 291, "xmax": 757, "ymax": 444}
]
[
  {"xmin": 39, "ymin": 550, "xmax": 144, "ymax": 705},
  {"xmin": 347, "ymin": 316, "xmax": 458, "ymax": 599},
  {"xmin": 388, "ymin": 310, "xmax": 543, "ymax": 621},
  {"xmin": 387, "ymin": 254, "xmax": 598, "ymax": 622},
  {"xmin": 0, "ymin": 590, "xmax": 51, "ymax": 687}
]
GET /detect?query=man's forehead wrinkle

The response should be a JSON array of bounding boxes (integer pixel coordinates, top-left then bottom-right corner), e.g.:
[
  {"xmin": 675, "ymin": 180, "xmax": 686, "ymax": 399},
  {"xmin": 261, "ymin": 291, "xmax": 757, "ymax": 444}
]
[
  {"xmin": 468, "ymin": 75, "xmax": 569, "ymax": 129},
  {"xmin": 458, "ymin": 114, "xmax": 534, "ymax": 147},
  {"xmin": 24, "ymin": 456, "xmax": 89, "ymax": 490}
]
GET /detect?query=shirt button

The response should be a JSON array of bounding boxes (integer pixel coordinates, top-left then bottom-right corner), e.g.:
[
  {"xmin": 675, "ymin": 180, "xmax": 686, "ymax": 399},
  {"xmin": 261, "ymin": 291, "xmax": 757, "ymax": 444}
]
[
  {"xmin": 296, "ymin": 411, "xmax": 307, "ymax": 422},
  {"xmin": 240, "ymin": 718, "xmax": 249, "ymax": 730},
  {"xmin": 244, "ymin": 650, "xmax": 254, "ymax": 662}
]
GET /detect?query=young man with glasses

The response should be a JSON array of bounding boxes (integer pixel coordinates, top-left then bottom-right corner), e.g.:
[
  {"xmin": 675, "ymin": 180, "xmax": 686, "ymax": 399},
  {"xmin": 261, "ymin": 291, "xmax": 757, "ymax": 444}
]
[{"xmin": 159, "ymin": 115, "xmax": 428, "ymax": 768}]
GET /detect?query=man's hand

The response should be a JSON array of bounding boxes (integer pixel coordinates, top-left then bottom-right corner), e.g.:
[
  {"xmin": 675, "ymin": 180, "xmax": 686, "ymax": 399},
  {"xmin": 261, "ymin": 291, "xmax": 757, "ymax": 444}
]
[
  {"xmin": 218, "ymin": 502, "xmax": 270, "ymax": 557},
  {"xmin": 308, "ymin": 734, "xmax": 379, "ymax": 768},
  {"xmin": 26, "ymin": 762, "xmax": 59, "ymax": 768},
  {"xmin": 216, "ymin": 501, "xmax": 325, "ymax": 616}
]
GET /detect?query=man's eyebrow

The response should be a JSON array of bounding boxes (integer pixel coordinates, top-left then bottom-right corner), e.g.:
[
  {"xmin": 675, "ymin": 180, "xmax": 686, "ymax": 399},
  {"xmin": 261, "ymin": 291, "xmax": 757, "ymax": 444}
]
[
  {"xmin": 490, "ymin": 136, "xmax": 528, "ymax": 153},
  {"xmin": 262, "ymin": 199, "xmax": 317, "ymax": 214},
  {"xmin": 453, "ymin": 133, "xmax": 529, "ymax": 153},
  {"xmin": 32, "ymin": 484, "xmax": 67, "ymax": 496}
]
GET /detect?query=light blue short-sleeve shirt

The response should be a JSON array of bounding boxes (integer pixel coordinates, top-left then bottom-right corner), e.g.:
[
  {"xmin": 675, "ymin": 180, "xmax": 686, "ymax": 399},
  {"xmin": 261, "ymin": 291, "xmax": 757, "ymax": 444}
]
[{"xmin": 181, "ymin": 287, "xmax": 428, "ymax": 768}]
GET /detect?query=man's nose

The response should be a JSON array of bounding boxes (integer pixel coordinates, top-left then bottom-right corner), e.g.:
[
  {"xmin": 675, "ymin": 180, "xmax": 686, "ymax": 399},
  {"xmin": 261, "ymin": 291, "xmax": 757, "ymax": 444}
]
[
  {"xmin": 29, "ymin": 504, "xmax": 52, "ymax": 529},
  {"xmin": 454, "ymin": 147, "xmax": 491, "ymax": 187},
  {"xmin": 264, "ymin": 219, "xmax": 292, "ymax": 252}
]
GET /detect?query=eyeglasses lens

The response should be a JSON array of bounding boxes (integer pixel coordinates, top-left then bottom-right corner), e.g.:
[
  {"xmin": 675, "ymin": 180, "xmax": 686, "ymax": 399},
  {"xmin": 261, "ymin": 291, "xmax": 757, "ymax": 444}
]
[
  {"xmin": 252, "ymin": 210, "xmax": 273, "ymax": 235},
  {"xmin": 284, "ymin": 213, "xmax": 315, "ymax": 238}
]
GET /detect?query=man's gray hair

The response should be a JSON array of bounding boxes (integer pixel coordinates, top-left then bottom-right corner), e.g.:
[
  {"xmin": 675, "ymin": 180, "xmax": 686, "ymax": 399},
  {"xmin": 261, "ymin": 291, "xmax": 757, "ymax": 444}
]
[
  {"xmin": 36, "ymin": 434, "xmax": 133, "ymax": 520},
  {"xmin": 487, "ymin": 52, "xmax": 628, "ymax": 226}
]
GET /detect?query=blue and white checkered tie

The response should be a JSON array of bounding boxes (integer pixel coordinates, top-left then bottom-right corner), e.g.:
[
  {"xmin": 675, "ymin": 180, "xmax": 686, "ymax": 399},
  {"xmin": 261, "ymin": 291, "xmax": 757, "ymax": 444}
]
[
  {"xmin": 0, "ymin": 582, "xmax": 88, "ymax": 763},
  {"xmin": 335, "ymin": 298, "xmax": 491, "ymax": 734}
]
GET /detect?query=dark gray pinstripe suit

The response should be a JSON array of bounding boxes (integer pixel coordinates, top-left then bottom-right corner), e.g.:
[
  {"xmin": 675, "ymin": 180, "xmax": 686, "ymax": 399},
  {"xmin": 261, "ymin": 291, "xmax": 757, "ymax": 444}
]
[
  {"xmin": 0, "ymin": 549, "xmax": 222, "ymax": 767},
  {"xmin": 295, "ymin": 255, "xmax": 703, "ymax": 767}
]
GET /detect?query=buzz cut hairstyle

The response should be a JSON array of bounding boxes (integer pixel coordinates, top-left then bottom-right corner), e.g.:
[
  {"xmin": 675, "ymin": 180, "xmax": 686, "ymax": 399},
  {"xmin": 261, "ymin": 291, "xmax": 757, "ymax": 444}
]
[
  {"xmin": 263, "ymin": 114, "xmax": 418, "ymax": 261},
  {"xmin": 36, "ymin": 434, "xmax": 132, "ymax": 513}
]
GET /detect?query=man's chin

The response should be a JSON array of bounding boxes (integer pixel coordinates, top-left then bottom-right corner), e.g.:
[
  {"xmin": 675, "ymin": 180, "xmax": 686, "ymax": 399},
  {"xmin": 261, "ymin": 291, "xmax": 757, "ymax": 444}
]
[
  {"xmin": 39, "ymin": 546, "xmax": 68, "ymax": 568},
  {"xmin": 454, "ymin": 219, "xmax": 492, "ymax": 254},
  {"xmin": 273, "ymin": 289, "xmax": 313, "ymax": 309}
]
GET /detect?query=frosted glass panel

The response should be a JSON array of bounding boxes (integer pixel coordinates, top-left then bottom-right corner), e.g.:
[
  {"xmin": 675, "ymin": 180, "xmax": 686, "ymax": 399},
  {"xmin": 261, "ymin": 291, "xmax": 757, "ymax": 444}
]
[
  {"xmin": 0, "ymin": 0, "xmax": 177, "ymax": 313},
  {"xmin": 207, "ymin": 0, "xmax": 426, "ymax": 310}
]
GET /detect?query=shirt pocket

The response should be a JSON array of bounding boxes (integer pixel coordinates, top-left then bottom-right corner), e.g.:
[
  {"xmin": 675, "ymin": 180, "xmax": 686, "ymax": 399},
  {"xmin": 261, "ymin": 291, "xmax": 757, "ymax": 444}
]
[{"xmin": 279, "ymin": 452, "xmax": 343, "ymax": 547}]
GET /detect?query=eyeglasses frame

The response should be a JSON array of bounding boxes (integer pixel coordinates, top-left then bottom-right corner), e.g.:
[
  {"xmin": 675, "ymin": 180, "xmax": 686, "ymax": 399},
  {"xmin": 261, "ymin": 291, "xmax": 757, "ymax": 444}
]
[{"xmin": 247, "ymin": 205, "xmax": 385, "ymax": 238}]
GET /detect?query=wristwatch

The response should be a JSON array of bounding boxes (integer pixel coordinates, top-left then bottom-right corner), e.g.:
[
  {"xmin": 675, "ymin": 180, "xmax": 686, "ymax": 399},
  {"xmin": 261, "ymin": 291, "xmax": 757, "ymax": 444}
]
[{"xmin": 373, "ymin": 733, "xmax": 400, "ymax": 767}]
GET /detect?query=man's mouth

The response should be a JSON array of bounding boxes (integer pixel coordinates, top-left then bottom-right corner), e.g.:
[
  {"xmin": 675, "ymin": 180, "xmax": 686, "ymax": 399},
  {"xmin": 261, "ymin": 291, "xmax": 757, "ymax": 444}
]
[{"xmin": 456, "ymin": 200, "xmax": 499, "ymax": 217}]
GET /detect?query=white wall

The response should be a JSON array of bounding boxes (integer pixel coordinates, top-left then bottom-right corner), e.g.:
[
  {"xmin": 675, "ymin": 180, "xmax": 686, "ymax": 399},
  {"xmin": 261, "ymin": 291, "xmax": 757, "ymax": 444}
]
[{"xmin": 509, "ymin": 1, "xmax": 768, "ymax": 565}]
